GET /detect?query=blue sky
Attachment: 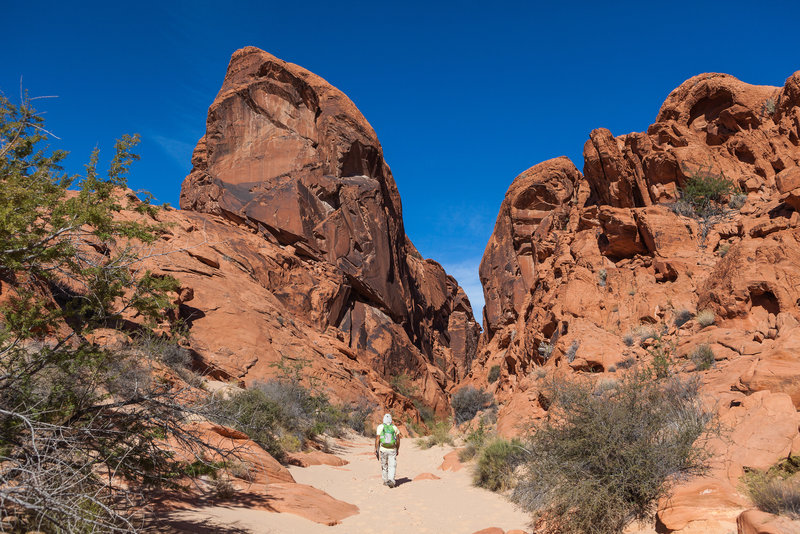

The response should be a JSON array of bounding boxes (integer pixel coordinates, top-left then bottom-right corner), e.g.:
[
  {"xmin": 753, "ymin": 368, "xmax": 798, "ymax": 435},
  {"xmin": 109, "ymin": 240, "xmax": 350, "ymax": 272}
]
[{"xmin": 3, "ymin": 0, "xmax": 799, "ymax": 315}]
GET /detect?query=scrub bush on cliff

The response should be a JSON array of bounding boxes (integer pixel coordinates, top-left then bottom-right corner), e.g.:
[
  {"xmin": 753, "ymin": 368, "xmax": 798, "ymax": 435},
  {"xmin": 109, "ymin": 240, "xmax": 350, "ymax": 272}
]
[
  {"xmin": 512, "ymin": 372, "xmax": 711, "ymax": 534},
  {"xmin": 0, "ymin": 94, "xmax": 201, "ymax": 532}
]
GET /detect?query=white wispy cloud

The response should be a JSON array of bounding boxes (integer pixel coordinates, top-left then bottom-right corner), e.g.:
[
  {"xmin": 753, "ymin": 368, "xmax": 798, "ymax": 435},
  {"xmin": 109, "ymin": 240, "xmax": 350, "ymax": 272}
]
[
  {"xmin": 151, "ymin": 134, "xmax": 195, "ymax": 169},
  {"xmin": 440, "ymin": 257, "xmax": 485, "ymax": 319}
]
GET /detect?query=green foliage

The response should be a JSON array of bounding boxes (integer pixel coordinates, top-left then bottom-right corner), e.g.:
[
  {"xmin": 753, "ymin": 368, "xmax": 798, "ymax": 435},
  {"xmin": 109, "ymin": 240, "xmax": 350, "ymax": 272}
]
[
  {"xmin": 459, "ymin": 420, "xmax": 490, "ymax": 462},
  {"xmin": 743, "ymin": 456, "xmax": 800, "ymax": 519},
  {"xmin": 512, "ymin": 373, "xmax": 711, "ymax": 534},
  {"xmin": 680, "ymin": 165, "xmax": 737, "ymax": 217},
  {"xmin": 452, "ymin": 386, "xmax": 494, "ymax": 425},
  {"xmin": 488, "ymin": 364, "xmax": 501, "ymax": 383},
  {"xmin": 209, "ymin": 360, "xmax": 366, "ymax": 459},
  {"xmin": 0, "ymin": 93, "xmax": 193, "ymax": 532},
  {"xmin": 389, "ymin": 371, "xmax": 418, "ymax": 397},
  {"xmin": 690, "ymin": 344, "xmax": 715, "ymax": 371},
  {"xmin": 474, "ymin": 438, "xmax": 525, "ymax": 491}
]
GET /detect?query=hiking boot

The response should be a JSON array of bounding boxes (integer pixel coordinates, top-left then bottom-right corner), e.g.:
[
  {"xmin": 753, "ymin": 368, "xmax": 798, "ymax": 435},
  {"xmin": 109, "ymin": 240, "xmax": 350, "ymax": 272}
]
[{"xmin": 387, "ymin": 480, "xmax": 396, "ymax": 488}]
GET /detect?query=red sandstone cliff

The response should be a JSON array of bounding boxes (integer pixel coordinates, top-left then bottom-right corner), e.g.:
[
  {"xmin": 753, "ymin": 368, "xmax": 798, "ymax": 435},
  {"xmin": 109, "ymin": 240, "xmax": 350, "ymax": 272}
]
[
  {"xmin": 160, "ymin": 47, "xmax": 478, "ymax": 416},
  {"xmin": 474, "ymin": 71, "xmax": 800, "ymax": 532}
]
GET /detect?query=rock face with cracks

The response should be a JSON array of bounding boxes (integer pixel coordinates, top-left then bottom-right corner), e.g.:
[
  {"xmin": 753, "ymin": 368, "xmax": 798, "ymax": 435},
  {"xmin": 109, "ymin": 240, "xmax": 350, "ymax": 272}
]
[
  {"xmin": 174, "ymin": 47, "xmax": 479, "ymax": 415},
  {"xmin": 473, "ymin": 71, "xmax": 800, "ymax": 533}
]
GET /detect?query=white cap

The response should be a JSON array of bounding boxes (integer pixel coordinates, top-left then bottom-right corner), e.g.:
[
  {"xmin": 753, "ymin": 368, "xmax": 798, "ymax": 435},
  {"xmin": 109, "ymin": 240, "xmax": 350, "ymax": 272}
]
[{"xmin": 382, "ymin": 413, "xmax": 392, "ymax": 425}]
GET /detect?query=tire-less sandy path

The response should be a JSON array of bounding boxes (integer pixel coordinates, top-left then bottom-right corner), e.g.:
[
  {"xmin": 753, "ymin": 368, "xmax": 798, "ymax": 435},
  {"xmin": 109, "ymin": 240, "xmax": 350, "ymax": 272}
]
[{"xmin": 167, "ymin": 435, "xmax": 531, "ymax": 533}]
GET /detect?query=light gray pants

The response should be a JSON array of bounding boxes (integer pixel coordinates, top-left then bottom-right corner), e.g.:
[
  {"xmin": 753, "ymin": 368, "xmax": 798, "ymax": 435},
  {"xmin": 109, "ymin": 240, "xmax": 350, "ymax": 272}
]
[{"xmin": 379, "ymin": 448, "xmax": 397, "ymax": 483}]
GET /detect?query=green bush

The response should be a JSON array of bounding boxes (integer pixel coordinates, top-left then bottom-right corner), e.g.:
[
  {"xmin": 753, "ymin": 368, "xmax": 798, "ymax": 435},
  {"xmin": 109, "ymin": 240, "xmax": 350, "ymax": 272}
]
[
  {"xmin": 452, "ymin": 386, "xmax": 494, "ymax": 425},
  {"xmin": 0, "ymin": 93, "xmax": 197, "ymax": 532},
  {"xmin": 474, "ymin": 438, "xmax": 526, "ymax": 491},
  {"xmin": 208, "ymin": 372, "xmax": 363, "ymax": 459},
  {"xmin": 512, "ymin": 373, "xmax": 711, "ymax": 534},
  {"xmin": 681, "ymin": 166, "xmax": 736, "ymax": 217},
  {"xmin": 690, "ymin": 344, "xmax": 715, "ymax": 370},
  {"xmin": 488, "ymin": 364, "xmax": 501, "ymax": 383},
  {"xmin": 459, "ymin": 421, "xmax": 490, "ymax": 462}
]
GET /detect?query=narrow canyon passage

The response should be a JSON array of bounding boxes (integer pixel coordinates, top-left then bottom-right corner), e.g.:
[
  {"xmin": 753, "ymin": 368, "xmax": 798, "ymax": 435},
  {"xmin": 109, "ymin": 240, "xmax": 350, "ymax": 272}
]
[{"xmin": 167, "ymin": 436, "xmax": 530, "ymax": 534}]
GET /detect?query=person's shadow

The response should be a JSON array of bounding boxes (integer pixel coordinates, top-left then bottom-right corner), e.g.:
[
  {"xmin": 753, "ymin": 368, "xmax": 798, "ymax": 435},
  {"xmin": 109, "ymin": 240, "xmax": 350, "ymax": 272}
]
[{"xmin": 394, "ymin": 477, "xmax": 412, "ymax": 487}]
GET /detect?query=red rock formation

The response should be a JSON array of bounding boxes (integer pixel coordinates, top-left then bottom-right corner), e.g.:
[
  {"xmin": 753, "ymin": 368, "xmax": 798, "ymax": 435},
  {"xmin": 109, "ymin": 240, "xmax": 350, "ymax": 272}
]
[
  {"xmin": 474, "ymin": 71, "xmax": 800, "ymax": 532},
  {"xmin": 151, "ymin": 47, "xmax": 476, "ymax": 417}
]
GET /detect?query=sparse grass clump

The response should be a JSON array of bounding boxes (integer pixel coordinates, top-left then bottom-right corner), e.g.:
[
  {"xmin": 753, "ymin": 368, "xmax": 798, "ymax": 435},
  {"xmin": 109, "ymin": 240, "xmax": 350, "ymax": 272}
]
[
  {"xmin": 417, "ymin": 420, "xmax": 454, "ymax": 449},
  {"xmin": 512, "ymin": 373, "xmax": 711, "ymax": 534},
  {"xmin": 743, "ymin": 456, "xmax": 800, "ymax": 519},
  {"xmin": 452, "ymin": 386, "xmax": 494, "ymax": 425},
  {"xmin": 474, "ymin": 438, "xmax": 526, "ymax": 491},
  {"xmin": 690, "ymin": 344, "xmax": 715, "ymax": 371},
  {"xmin": 488, "ymin": 364, "xmax": 501, "ymax": 383},
  {"xmin": 695, "ymin": 310, "xmax": 715, "ymax": 327},
  {"xmin": 622, "ymin": 332, "xmax": 635, "ymax": 347}
]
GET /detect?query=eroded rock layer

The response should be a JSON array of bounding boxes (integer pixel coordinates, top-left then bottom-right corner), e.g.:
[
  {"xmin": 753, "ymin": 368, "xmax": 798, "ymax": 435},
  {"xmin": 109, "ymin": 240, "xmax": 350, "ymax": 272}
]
[
  {"xmin": 174, "ymin": 47, "xmax": 478, "ymax": 415},
  {"xmin": 474, "ymin": 71, "xmax": 800, "ymax": 532}
]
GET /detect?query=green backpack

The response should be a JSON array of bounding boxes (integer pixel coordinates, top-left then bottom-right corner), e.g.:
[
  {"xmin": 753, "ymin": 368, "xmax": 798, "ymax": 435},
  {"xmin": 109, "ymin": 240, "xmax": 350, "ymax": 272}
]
[{"xmin": 379, "ymin": 424, "xmax": 397, "ymax": 447}]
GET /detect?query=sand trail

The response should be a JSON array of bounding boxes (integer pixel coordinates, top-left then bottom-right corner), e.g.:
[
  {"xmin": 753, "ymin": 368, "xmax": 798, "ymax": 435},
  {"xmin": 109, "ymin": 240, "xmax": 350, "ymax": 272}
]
[{"xmin": 167, "ymin": 436, "xmax": 530, "ymax": 533}]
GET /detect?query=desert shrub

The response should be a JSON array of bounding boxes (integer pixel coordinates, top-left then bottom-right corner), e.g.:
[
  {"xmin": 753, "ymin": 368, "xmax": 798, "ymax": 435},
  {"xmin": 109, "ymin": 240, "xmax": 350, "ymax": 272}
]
[
  {"xmin": 512, "ymin": 372, "xmax": 711, "ymax": 534},
  {"xmin": 744, "ymin": 457, "xmax": 800, "ymax": 519},
  {"xmin": 452, "ymin": 386, "xmax": 494, "ymax": 425},
  {"xmin": 633, "ymin": 324, "xmax": 659, "ymax": 343},
  {"xmin": 389, "ymin": 371, "xmax": 417, "ymax": 397},
  {"xmin": 622, "ymin": 332, "xmax": 635, "ymax": 347},
  {"xmin": 346, "ymin": 399, "xmax": 378, "ymax": 436},
  {"xmin": 695, "ymin": 309, "xmax": 715, "ymax": 327},
  {"xmin": 681, "ymin": 166, "xmax": 736, "ymax": 217},
  {"xmin": 459, "ymin": 421, "xmax": 490, "ymax": 462},
  {"xmin": 417, "ymin": 420, "xmax": 454, "ymax": 449},
  {"xmin": 597, "ymin": 269, "xmax": 607, "ymax": 287},
  {"xmin": 474, "ymin": 438, "xmax": 526, "ymax": 491},
  {"xmin": 718, "ymin": 243, "xmax": 731, "ymax": 257},
  {"xmin": 538, "ymin": 341, "xmax": 554, "ymax": 361},
  {"xmin": 208, "ymin": 388, "xmax": 285, "ymax": 459},
  {"xmin": 690, "ymin": 344, "xmax": 715, "ymax": 371},
  {"xmin": 488, "ymin": 364, "xmax": 501, "ymax": 383},
  {"xmin": 617, "ymin": 356, "xmax": 636, "ymax": 369},
  {"xmin": 745, "ymin": 475, "xmax": 800, "ymax": 519},
  {"xmin": 729, "ymin": 193, "xmax": 747, "ymax": 210},
  {"xmin": 208, "ymin": 373, "xmax": 358, "ymax": 459},
  {"xmin": 412, "ymin": 398, "xmax": 436, "ymax": 427},
  {"xmin": 565, "ymin": 341, "xmax": 580, "ymax": 363},
  {"xmin": 669, "ymin": 199, "xmax": 697, "ymax": 218},
  {"xmin": 674, "ymin": 309, "xmax": 693, "ymax": 328},
  {"xmin": 593, "ymin": 378, "xmax": 618, "ymax": 396},
  {"xmin": 0, "ymin": 94, "xmax": 213, "ymax": 532}
]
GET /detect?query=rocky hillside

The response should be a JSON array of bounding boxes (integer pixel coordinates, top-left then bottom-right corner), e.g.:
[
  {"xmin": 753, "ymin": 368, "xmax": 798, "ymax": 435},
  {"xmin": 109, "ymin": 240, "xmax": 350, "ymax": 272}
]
[
  {"xmin": 146, "ymin": 47, "xmax": 479, "ymax": 417},
  {"xmin": 472, "ymin": 71, "xmax": 800, "ymax": 531}
]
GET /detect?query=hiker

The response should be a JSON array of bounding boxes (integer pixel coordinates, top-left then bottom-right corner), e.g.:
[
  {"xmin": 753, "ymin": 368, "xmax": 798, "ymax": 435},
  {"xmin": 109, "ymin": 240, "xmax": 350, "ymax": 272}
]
[{"xmin": 375, "ymin": 413, "xmax": 401, "ymax": 487}]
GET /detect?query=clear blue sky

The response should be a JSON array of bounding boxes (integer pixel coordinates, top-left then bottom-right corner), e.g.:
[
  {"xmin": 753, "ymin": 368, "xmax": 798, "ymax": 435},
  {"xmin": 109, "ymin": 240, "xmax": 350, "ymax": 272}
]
[{"xmin": 3, "ymin": 0, "xmax": 799, "ymax": 314}]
